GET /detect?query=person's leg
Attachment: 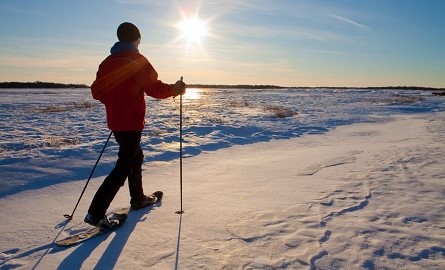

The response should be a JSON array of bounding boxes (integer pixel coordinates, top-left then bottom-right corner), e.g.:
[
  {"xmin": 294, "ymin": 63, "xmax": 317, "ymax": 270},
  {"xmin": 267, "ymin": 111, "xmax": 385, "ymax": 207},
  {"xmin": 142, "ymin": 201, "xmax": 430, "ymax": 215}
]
[
  {"xmin": 87, "ymin": 131, "xmax": 142, "ymax": 217},
  {"xmin": 128, "ymin": 146, "xmax": 145, "ymax": 204}
]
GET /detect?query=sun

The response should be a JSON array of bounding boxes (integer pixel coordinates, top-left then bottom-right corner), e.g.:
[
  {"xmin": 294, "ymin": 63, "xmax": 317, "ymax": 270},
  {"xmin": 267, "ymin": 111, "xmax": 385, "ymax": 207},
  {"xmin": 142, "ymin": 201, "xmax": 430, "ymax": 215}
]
[{"xmin": 177, "ymin": 16, "xmax": 208, "ymax": 45}]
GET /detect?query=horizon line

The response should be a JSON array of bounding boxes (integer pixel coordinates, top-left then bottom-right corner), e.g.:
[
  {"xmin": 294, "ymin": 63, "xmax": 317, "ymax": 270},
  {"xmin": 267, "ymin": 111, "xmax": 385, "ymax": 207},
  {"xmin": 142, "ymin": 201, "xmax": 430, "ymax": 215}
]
[{"xmin": 0, "ymin": 81, "xmax": 444, "ymax": 91}]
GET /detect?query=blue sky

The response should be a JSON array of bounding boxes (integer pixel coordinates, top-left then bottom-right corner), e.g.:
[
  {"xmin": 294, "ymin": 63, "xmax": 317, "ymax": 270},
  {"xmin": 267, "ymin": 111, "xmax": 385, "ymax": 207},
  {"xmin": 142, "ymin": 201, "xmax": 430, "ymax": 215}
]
[{"xmin": 0, "ymin": 0, "xmax": 444, "ymax": 87}]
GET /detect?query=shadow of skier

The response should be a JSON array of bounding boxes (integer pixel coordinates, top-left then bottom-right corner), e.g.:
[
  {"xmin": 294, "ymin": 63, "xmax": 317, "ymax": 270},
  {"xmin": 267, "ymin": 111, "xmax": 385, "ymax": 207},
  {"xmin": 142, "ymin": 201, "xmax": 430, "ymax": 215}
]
[
  {"xmin": 55, "ymin": 232, "xmax": 110, "ymax": 270},
  {"xmin": 0, "ymin": 220, "xmax": 70, "ymax": 270},
  {"xmin": 57, "ymin": 204, "xmax": 159, "ymax": 270}
]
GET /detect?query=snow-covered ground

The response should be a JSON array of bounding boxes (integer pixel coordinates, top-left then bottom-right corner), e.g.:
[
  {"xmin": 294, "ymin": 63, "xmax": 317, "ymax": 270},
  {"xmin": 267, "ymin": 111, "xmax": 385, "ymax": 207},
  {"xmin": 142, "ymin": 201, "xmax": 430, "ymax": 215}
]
[{"xmin": 0, "ymin": 88, "xmax": 444, "ymax": 269}]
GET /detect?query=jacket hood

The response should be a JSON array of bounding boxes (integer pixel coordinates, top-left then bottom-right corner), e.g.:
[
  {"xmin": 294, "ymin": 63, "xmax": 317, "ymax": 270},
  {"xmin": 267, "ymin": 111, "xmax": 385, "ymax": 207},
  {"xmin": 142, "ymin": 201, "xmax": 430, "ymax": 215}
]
[{"xmin": 110, "ymin": 42, "xmax": 139, "ymax": 54}]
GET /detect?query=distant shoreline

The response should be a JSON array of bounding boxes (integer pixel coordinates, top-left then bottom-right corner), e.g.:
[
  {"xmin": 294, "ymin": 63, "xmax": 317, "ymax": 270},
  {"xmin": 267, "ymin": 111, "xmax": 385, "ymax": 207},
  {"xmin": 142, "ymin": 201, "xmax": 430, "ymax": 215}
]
[
  {"xmin": 0, "ymin": 81, "xmax": 444, "ymax": 92},
  {"xmin": 0, "ymin": 81, "xmax": 88, "ymax": 89},
  {"xmin": 189, "ymin": 84, "xmax": 445, "ymax": 92}
]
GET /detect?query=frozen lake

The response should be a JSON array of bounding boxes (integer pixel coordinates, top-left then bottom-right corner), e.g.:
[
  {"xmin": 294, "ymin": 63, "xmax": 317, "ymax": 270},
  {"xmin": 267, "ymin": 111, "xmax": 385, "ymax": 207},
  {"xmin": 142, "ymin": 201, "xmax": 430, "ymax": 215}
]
[{"xmin": 0, "ymin": 87, "xmax": 444, "ymax": 196}]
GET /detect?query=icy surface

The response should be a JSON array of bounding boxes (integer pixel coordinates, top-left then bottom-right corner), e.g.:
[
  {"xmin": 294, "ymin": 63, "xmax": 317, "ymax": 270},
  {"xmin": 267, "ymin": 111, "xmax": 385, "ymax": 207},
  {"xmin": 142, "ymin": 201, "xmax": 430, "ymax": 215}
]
[
  {"xmin": 0, "ymin": 88, "xmax": 444, "ymax": 269},
  {"xmin": 0, "ymin": 88, "xmax": 443, "ymax": 196}
]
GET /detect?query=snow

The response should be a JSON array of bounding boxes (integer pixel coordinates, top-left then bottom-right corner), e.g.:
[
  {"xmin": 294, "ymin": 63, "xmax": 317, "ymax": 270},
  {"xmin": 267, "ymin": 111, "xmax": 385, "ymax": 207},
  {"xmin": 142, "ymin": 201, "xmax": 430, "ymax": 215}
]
[{"xmin": 0, "ymin": 88, "xmax": 444, "ymax": 269}]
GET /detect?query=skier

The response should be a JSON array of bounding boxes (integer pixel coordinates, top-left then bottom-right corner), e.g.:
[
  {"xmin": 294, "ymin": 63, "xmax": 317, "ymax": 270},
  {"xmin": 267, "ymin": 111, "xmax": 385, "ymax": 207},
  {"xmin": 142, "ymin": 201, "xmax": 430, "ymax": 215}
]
[{"xmin": 84, "ymin": 22, "xmax": 186, "ymax": 228}]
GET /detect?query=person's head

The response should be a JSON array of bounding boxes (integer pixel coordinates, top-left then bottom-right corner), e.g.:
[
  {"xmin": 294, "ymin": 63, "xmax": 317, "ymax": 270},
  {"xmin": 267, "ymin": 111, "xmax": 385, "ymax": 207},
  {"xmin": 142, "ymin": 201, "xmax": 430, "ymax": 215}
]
[{"xmin": 117, "ymin": 22, "xmax": 141, "ymax": 47}]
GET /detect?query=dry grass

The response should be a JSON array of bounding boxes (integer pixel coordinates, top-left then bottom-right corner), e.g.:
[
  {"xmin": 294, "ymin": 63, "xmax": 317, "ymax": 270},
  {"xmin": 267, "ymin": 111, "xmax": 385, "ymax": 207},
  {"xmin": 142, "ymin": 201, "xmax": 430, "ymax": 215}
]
[
  {"xmin": 264, "ymin": 105, "xmax": 298, "ymax": 118},
  {"xmin": 365, "ymin": 94, "xmax": 424, "ymax": 105},
  {"xmin": 42, "ymin": 136, "xmax": 81, "ymax": 147},
  {"xmin": 30, "ymin": 101, "xmax": 96, "ymax": 113}
]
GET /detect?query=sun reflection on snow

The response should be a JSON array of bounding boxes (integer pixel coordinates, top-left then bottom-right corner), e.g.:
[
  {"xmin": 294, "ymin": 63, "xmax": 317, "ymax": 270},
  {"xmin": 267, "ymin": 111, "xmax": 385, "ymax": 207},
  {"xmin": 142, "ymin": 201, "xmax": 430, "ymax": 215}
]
[{"xmin": 183, "ymin": 88, "xmax": 201, "ymax": 100}]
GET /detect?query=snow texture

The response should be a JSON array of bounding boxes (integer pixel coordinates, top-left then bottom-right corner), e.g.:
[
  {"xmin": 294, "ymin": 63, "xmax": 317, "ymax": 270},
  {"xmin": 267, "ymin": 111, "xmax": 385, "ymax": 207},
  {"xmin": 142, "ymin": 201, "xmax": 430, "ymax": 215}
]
[{"xmin": 0, "ymin": 88, "xmax": 444, "ymax": 269}]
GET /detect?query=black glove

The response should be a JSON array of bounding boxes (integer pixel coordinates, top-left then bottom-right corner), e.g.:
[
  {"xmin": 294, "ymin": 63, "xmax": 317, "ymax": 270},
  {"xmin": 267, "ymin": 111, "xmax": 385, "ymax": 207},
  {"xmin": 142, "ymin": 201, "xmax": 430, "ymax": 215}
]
[{"xmin": 173, "ymin": 80, "xmax": 186, "ymax": 96}]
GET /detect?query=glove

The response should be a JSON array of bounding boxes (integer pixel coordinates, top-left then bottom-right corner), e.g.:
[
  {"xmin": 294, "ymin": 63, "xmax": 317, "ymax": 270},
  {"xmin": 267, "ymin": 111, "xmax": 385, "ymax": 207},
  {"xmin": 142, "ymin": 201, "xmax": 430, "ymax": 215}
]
[{"xmin": 173, "ymin": 79, "xmax": 186, "ymax": 96}]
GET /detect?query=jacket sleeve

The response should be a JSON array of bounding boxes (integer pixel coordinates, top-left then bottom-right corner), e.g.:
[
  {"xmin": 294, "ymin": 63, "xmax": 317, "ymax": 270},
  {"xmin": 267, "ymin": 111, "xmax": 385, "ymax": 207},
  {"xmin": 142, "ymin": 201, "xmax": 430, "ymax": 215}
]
[
  {"xmin": 139, "ymin": 56, "xmax": 175, "ymax": 99},
  {"xmin": 91, "ymin": 64, "xmax": 105, "ymax": 102}
]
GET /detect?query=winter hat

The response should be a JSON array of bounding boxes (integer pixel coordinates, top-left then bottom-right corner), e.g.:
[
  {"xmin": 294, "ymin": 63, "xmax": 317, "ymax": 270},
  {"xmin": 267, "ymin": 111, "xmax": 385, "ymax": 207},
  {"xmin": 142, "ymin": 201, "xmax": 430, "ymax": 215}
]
[{"xmin": 117, "ymin": 22, "xmax": 141, "ymax": 43}]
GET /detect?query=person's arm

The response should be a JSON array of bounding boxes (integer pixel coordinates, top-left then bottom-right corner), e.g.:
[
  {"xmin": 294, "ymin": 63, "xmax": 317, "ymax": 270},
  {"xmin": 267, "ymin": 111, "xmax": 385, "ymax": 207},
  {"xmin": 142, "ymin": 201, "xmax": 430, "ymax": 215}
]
[
  {"xmin": 139, "ymin": 57, "xmax": 176, "ymax": 99},
  {"xmin": 91, "ymin": 67, "xmax": 105, "ymax": 102}
]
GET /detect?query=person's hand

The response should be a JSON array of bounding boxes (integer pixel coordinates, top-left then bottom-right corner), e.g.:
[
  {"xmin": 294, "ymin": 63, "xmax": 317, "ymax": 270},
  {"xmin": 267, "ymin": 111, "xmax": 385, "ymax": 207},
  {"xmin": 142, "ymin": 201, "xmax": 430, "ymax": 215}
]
[{"xmin": 173, "ymin": 79, "xmax": 186, "ymax": 96}]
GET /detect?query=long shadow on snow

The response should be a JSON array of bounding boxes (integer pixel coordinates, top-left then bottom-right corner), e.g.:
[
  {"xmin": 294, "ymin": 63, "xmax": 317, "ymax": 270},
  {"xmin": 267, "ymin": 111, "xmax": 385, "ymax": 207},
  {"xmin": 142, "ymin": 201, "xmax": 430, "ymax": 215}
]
[
  {"xmin": 55, "ymin": 204, "xmax": 160, "ymax": 270},
  {"xmin": 0, "ymin": 220, "xmax": 69, "ymax": 270},
  {"xmin": 0, "ymin": 124, "xmax": 329, "ymax": 198}
]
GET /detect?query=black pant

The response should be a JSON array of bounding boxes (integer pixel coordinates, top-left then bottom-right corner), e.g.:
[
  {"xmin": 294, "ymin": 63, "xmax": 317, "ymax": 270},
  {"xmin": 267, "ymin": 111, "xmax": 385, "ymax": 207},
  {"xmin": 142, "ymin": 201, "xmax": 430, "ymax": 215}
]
[{"xmin": 88, "ymin": 130, "xmax": 145, "ymax": 217}]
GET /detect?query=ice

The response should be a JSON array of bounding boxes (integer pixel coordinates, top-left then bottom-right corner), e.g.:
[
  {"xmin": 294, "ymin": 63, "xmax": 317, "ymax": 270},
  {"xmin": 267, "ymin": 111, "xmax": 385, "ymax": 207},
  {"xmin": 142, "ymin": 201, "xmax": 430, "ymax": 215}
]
[{"xmin": 0, "ymin": 87, "xmax": 444, "ymax": 269}]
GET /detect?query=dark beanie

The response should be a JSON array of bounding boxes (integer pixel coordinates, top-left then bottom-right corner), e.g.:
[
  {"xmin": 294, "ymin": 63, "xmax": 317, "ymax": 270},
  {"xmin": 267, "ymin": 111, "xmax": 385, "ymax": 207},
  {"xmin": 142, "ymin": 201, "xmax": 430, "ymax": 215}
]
[{"xmin": 117, "ymin": 22, "xmax": 141, "ymax": 42}]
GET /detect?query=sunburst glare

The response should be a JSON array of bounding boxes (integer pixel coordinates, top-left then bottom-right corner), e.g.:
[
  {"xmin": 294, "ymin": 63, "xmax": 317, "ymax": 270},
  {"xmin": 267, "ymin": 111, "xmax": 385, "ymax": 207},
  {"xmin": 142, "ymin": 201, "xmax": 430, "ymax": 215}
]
[{"xmin": 176, "ymin": 15, "xmax": 209, "ymax": 49}]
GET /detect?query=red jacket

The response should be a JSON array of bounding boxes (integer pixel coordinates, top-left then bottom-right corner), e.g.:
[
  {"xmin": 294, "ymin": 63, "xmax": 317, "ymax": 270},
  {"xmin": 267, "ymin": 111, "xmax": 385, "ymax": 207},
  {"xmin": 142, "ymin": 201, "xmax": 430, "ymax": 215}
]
[{"xmin": 91, "ymin": 49, "xmax": 175, "ymax": 131}]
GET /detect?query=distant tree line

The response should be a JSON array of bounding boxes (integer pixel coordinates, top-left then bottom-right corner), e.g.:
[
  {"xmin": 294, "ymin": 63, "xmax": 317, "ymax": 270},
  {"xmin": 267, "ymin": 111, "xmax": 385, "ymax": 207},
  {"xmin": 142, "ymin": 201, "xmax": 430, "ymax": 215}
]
[
  {"xmin": 0, "ymin": 81, "xmax": 89, "ymax": 89},
  {"xmin": 189, "ymin": 84, "xmax": 444, "ymax": 91},
  {"xmin": 1, "ymin": 81, "xmax": 443, "ymax": 93},
  {"xmin": 188, "ymin": 84, "xmax": 288, "ymax": 89}
]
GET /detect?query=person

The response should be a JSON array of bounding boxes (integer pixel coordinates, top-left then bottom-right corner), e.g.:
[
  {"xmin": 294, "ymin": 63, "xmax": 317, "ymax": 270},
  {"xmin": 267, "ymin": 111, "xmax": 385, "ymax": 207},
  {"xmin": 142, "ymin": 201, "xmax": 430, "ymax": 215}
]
[{"xmin": 85, "ymin": 22, "xmax": 186, "ymax": 228}]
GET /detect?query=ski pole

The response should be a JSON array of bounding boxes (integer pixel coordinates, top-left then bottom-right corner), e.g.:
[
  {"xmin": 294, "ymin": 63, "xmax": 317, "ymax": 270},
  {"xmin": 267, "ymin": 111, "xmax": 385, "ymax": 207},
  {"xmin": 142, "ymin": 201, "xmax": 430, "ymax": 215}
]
[
  {"xmin": 176, "ymin": 76, "xmax": 184, "ymax": 214},
  {"xmin": 64, "ymin": 130, "xmax": 113, "ymax": 220}
]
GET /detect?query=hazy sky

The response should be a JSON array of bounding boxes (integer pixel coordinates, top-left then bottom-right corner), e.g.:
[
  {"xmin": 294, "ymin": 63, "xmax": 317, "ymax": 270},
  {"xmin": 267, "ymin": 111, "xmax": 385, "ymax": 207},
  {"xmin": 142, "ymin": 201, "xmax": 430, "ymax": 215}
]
[{"xmin": 1, "ymin": 0, "xmax": 444, "ymax": 87}]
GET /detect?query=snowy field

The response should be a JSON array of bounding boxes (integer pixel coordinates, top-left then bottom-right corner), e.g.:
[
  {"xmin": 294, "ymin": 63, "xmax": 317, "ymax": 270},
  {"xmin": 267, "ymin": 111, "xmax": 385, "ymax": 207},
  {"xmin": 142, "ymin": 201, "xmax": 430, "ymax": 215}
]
[{"xmin": 0, "ymin": 88, "xmax": 444, "ymax": 269}]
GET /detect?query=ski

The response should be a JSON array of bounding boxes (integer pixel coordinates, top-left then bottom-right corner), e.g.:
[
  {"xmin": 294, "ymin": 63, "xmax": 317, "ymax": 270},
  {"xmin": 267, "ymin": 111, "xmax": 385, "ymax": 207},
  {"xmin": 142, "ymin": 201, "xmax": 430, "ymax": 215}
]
[{"xmin": 55, "ymin": 191, "xmax": 163, "ymax": 247}]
